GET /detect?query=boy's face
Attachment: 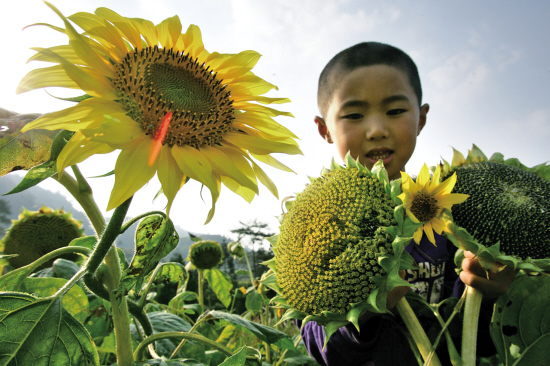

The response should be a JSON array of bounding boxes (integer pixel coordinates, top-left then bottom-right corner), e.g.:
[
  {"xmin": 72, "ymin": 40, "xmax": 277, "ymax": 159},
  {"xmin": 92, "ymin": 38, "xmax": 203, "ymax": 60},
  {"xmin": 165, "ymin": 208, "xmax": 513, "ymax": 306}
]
[{"xmin": 316, "ymin": 64, "xmax": 429, "ymax": 181}]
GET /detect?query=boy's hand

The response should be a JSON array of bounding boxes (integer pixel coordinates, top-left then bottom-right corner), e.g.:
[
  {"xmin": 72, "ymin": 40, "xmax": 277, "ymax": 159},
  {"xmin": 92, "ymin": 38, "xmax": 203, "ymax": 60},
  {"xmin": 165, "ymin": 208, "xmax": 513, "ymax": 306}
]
[{"xmin": 460, "ymin": 251, "xmax": 517, "ymax": 299}]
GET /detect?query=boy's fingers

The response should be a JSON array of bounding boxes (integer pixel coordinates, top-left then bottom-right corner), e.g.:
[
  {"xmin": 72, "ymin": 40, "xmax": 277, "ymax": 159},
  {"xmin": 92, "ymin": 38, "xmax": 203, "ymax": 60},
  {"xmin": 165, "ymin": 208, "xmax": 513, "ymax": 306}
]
[{"xmin": 460, "ymin": 265, "xmax": 517, "ymax": 299}]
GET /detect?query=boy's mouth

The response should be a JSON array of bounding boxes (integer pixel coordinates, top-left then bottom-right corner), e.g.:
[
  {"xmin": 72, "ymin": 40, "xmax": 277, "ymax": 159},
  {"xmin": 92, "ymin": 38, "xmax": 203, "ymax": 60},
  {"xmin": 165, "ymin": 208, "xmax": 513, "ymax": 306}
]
[{"xmin": 365, "ymin": 148, "xmax": 393, "ymax": 164}]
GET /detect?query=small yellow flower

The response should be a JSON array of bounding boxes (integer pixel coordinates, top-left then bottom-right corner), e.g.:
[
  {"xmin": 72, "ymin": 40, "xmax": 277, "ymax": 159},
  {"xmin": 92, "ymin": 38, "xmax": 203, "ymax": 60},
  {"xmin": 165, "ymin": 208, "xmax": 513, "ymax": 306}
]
[
  {"xmin": 398, "ymin": 164, "xmax": 469, "ymax": 245},
  {"xmin": 18, "ymin": 3, "xmax": 301, "ymax": 222}
]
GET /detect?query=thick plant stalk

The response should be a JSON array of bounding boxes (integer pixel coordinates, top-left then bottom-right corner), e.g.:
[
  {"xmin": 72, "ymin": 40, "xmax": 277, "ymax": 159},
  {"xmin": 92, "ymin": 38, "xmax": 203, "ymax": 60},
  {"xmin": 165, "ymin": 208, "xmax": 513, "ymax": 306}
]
[
  {"xmin": 462, "ymin": 285, "xmax": 482, "ymax": 366},
  {"xmin": 395, "ymin": 297, "xmax": 442, "ymax": 366},
  {"xmin": 55, "ymin": 168, "xmax": 134, "ymax": 366}
]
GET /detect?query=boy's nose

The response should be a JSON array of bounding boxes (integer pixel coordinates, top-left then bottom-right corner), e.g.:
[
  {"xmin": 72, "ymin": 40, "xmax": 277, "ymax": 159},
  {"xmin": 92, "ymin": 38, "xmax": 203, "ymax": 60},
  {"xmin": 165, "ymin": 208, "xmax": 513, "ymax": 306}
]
[{"xmin": 365, "ymin": 117, "xmax": 388, "ymax": 140}]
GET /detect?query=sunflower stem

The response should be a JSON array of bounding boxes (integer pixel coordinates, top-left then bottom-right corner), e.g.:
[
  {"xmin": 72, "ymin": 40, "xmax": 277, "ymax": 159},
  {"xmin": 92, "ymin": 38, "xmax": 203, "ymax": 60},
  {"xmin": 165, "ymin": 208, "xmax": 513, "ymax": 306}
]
[
  {"xmin": 461, "ymin": 285, "xmax": 482, "ymax": 366},
  {"xmin": 120, "ymin": 210, "xmax": 166, "ymax": 234},
  {"xmin": 134, "ymin": 331, "xmax": 233, "ymax": 361},
  {"xmin": 395, "ymin": 297, "xmax": 442, "ymax": 366},
  {"xmin": 54, "ymin": 169, "xmax": 106, "ymax": 235},
  {"xmin": 198, "ymin": 269, "xmax": 205, "ymax": 308}
]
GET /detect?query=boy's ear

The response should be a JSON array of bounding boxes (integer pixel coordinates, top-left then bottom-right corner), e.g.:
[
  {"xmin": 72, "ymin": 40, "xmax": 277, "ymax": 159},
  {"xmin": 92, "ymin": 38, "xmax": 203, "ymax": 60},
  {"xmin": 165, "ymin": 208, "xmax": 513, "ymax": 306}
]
[
  {"xmin": 417, "ymin": 103, "xmax": 429, "ymax": 135},
  {"xmin": 315, "ymin": 116, "xmax": 333, "ymax": 143}
]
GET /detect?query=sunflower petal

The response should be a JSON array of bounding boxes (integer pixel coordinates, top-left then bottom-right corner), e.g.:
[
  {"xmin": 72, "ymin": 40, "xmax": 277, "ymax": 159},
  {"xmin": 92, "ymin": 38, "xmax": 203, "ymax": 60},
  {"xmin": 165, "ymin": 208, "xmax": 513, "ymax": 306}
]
[
  {"xmin": 221, "ymin": 176, "xmax": 256, "ymax": 203},
  {"xmin": 46, "ymin": 2, "xmax": 115, "ymax": 77},
  {"xmin": 95, "ymin": 7, "xmax": 142, "ymax": 49},
  {"xmin": 413, "ymin": 227, "xmax": 423, "ymax": 244},
  {"xmin": 431, "ymin": 172, "xmax": 457, "ymax": 196},
  {"xmin": 107, "ymin": 138, "xmax": 157, "ymax": 211},
  {"xmin": 172, "ymin": 145, "xmax": 219, "ymax": 204},
  {"xmin": 17, "ymin": 65, "xmax": 80, "ymax": 94},
  {"xmin": 216, "ymin": 51, "xmax": 262, "ymax": 79},
  {"xmin": 427, "ymin": 165, "xmax": 441, "ymax": 193},
  {"xmin": 130, "ymin": 17, "xmax": 158, "ymax": 47},
  {"xmin": 157, "ymin": 145, "xmax": 186, "ymax": 215},
  {"xmin": 406, "ymin": 208, "xmax": 420, "ymax": 223},
  {"xmin": 29, "ymin": 45, "xmax": 86, "ymax": 65},
  {"xmin": 68, "ymin": 12, "xmax": 128, "ymax": 60},
  {"xmin": 201, "ymin": 146, "xmax": 258, "ymax": 194},
  {"xmin": 83, "ymin": 115, "xmax": 143, "ymax": 148},
  {"xmin": 178, "ymin": 24, "xmax": 205, "ymax": 58},
  {"xmin": 430, "ymin": 217, "xmax": 446, "ymax": 235},
  {"xmin": 235, "ymin": 111, "xmax": 298, "ymax": 139},
  {"xmin": 250, "ymin": 153, "xmax": 295, "ymax": 173},
  {"xmin": 224, "ymin": 131, "xmax": 302, "ymax": 155},
  {"xmin": 436, "ymin": 193, "xmax": 470, "ymax": 209},
  {"xmin": 156, "ymin": 15, "xmax": 182, "ymax": 49},
  {"xmin": 416, "ymin": 164, "xmax": 430, "ymax": 189},
  {"xmin": 57, "ymin": 131, "xmax": 114, "ymax": 172},
  {"xmin": 251, "ymin": 160, "xmax": 278, "ymax": 198},
  {"xmin": 423, "ymin": 222, "xmax": 436, "ymax": 245},
  {"xmin": 400, "ymin": 171, "xmax": 418, "ymax": 194}
]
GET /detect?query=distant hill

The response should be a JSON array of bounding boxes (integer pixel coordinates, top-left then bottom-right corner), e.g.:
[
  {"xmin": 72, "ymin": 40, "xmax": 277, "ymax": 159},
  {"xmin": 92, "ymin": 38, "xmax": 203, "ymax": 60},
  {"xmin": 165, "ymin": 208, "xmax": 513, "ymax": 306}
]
[{"xmin": 0, "ymin": 174, "xmax": 229, "ymax": 260}]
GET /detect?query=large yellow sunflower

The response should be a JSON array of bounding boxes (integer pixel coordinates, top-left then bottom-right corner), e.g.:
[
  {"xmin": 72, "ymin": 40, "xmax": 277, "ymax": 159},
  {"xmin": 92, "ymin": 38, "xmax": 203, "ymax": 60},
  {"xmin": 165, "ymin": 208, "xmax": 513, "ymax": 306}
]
[
  {"xmin": 17, "ymin": 3, "xmax": 301, "ymax": 222},
  {"xmin": 397, "ymin": 164, "xmax": 469, "ymax": 245}
]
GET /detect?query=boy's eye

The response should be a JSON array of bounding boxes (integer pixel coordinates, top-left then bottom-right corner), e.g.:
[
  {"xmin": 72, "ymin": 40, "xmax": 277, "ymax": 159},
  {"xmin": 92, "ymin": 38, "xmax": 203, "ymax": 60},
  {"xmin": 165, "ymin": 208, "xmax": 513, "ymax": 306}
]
[
  {"xmin": 342, "ymin": 113, "xmax": 363, "ymax": 120},
  {"xmin": 387, "ymin": 109, "xmax": 406, "ymax": 116}
]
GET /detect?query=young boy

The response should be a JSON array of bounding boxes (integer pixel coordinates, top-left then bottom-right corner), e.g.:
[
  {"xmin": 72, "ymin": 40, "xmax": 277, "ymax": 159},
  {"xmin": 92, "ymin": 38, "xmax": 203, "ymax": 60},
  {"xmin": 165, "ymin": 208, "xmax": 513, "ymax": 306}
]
[{"xmin": 301, "ymin": 42, "xmax": 516, "ymax": 365}]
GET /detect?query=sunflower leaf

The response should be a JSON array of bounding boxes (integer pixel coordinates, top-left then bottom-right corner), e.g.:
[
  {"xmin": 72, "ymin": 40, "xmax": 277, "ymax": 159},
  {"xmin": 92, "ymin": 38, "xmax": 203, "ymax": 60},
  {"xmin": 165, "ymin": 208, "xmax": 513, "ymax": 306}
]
[
  {"xmin": 0, "ymin": 108, "xmax": 58, "ymax": 178},
  {"xmin": 204, "ymin": 268, "xmax": 233, "ymax": 308},
  {"xmin": 0, "ymin": 292, "xmax": 99, "ymax": 365},
  {"xmin": 209, "ymin": 310, "xmax": 290, "ymax": 347},
  {"xmin": 491, "ymin": 274, "xmax": 550, "ymax": 365}
]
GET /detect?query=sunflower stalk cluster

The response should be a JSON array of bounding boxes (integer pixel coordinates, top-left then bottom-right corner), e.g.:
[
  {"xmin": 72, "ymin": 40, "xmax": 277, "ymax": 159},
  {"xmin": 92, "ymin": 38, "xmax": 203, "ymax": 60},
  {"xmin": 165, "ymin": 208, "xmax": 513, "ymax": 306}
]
[{"xmin": 436, "ymin": 145, "xmax": 550, "ymax": 366}]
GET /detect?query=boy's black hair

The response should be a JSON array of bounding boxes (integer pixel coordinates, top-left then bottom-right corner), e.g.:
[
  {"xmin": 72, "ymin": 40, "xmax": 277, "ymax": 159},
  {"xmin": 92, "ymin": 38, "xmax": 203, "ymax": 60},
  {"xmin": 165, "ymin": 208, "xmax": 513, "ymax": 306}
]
[{"xmin": 317, "ymin": 42, "xmax": 423, "ymax": 116}]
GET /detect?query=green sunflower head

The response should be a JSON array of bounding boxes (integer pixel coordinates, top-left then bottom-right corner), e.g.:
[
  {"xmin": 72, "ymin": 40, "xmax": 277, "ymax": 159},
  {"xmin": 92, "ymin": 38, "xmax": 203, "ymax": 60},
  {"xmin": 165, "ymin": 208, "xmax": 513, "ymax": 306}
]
[
  {"xmin": 187, "ymin": 240, "xmax": 224, "ymax": 270},
  {"xmin": 0, "ymin": 206, "xmax": 84, "ymax": 269},
  {"xmin": 438, "ymin": 145, "xmax": 550, "ymax": 272},
  {"xmin": 263, "ymin": 154, "xmax": 418, "ymax": 342}
]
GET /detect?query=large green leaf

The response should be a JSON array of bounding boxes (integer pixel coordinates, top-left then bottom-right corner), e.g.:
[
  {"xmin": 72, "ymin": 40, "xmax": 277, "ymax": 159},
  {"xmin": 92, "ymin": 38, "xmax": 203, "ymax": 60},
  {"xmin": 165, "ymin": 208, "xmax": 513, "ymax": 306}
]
[
  {"xmin": 0, "ymin": 292, "xmax": 99, "ymax": 365},
  {"xmin": 145, "ymin": 262, "xmax": 187, "ymax": 287},
  {"xmin": 204, "ymin": 268, "xmax": 233, "ymax": 308},
  {"xmin": 0, "ymin": 108, "xmax": 57, "ymax": 178},
  {"xmin": 130, "ymin": 311, "xmax": 195, "ymax": 359},
  {"xmin": 209, "ymin": 311, "xmax": 290, "ymax": 347},
  {"xmin": 491, "ymin": 273, "xmax": 550, "ymax": 365},
  {"xmin": 117, "ymin": 216, "xmax": 179, "ymax": 296},
  {"xmin": 245, "ymin": 290, "xmax": 263, "ymax": 313},
  {"xmin": 3, "ymin": 129, "xmax": 74, "ymax": 194},
  {"xmin": 21, "ymin": 277, "xmax": 89, "ymax": 323}
]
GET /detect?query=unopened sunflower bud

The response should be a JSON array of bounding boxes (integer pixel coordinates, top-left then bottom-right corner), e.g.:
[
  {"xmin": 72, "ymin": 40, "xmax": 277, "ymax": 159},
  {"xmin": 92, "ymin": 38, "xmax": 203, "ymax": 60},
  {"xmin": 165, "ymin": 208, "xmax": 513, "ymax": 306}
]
[
  {"xmin": 228, "ymin": 241, "xmax": 245, "ymax": 259},
  {"xmin": 187, "ymin": 240, "xmax": 224, "ymax": 270}
]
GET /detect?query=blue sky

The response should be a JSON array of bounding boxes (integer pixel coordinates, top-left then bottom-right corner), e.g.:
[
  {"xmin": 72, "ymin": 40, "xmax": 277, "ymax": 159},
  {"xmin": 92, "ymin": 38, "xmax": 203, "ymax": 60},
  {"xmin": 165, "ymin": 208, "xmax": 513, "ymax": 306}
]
[{"xmin": 1, "ymin": 0, "xmax": 549, "ymax": 240}]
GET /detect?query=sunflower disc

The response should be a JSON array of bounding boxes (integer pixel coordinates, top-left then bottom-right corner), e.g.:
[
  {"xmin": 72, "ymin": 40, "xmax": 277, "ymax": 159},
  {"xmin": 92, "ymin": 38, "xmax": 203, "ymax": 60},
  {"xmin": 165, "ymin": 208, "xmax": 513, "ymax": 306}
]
[
  {"xmin": 275, "ymin": 166, "xmax": 396, "ymax": 315},
  {"xmin": 445, "ymin": 161, "xmax": 550, "ymax": 260}
]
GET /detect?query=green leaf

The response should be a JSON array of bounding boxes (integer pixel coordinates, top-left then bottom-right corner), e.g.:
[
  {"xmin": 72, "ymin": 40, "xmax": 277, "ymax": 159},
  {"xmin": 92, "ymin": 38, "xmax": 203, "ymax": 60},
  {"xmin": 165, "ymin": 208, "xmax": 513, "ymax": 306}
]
[
  {"xmin": 491, "ymin": 273, "xmax": 550, "ymax": 365},
  {"xmin": 90, "ymin": 169, "xmax": 115, "ymax": 178},
  {"xmin": 209, "ymin": 310, "xmax": 290, "ymax": 346},
  {"xmin": 145, "ymin": 262, "xmax": 187, "ymax": 287},
  {"xmin": 21, "ymin": 276, "xmax": 89, "ymax": 323},
  {"xmin": 245, "ymin": 290, "xmax": 263, "ymax": 313},
  {"xmin": 117, "ymin": 216, "xmax": 179, "ymax": 296},
  {"xmin": 235, "ymin": 269, "xmax": 249, "ymax": 276},
  {"xmin": 3, "ymin": 160, "xmax": 57, "ymax": 195},
  {"xmin": 204, "ymin": 268, "xmax": 233, "ymax": 308},
  {"xmin": 52, "ymin": 258, "xmax": 80, "ymax": 280},
  {"xmin": 0, "ymin": 109, "xmax": 58, "ymax": 178},
  {"xmin": 0, "ymin": 292, "xmax": 99, "ymax": 365},
  {"xmin": 130, "ymin": 312, "xmax": 198, "ymax": 360},
  {"xmin": 133, "ymin": 358, "xmax": 205, "ymax": 366},
  {"xmin": 69, "ymin": 235, "xmax": 98, "ymax": 250},
  {"xmin": 219, "ymin": 346, "xmax": 246, "ymax": 366}
]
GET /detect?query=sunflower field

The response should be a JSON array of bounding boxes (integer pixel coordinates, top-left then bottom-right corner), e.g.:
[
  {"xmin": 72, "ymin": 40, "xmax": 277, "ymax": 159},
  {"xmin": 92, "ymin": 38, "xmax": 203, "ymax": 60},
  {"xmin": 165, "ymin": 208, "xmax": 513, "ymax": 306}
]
[{"xmin": 1, "ymin": 3, "xmax": 550, "ymax": 366}]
